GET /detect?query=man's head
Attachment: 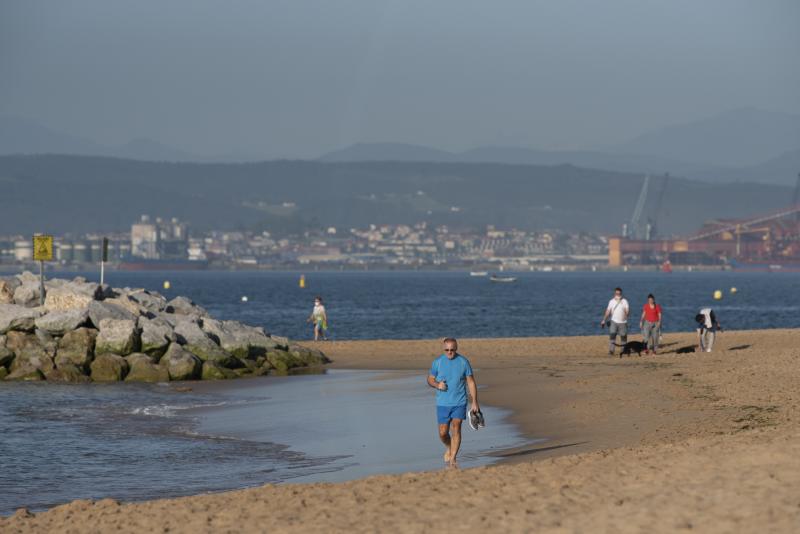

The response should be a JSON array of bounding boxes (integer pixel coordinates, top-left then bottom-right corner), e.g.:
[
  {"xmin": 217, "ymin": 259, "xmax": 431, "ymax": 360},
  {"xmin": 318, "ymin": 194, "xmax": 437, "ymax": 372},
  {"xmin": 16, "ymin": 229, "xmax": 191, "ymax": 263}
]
[
  {"xmin": 443, "ymin": 337, "xmax": 458, "ymax": 359},
  {"xmin": 614, "ymin": 287, "xmax": 623, "ymax": 298},
  {"xmin": 647, "ymin": 293, "xmax": 655, "ymax": 305},
  {"xmin": 695, "ymin": 313, "xmax": 705, "ymax": 324},
  {"xmin": 314, "ymin": 296, "xmax": 322, "ymax": 305}
]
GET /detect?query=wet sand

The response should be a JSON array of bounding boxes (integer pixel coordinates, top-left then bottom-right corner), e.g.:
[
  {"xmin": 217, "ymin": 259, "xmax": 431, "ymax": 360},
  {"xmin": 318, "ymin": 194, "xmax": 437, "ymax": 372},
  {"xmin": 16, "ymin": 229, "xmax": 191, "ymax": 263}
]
[{"xmin": 3, "ymin": 329, "xmax": 799, "ymax": 532}]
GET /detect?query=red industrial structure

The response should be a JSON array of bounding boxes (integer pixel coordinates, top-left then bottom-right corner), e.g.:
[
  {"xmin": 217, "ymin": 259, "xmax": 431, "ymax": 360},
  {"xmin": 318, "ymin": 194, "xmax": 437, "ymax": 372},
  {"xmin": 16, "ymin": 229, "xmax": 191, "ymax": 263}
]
[{"xmin": 609, "ymin": 174, "xmax": 800, "ymax": 271}]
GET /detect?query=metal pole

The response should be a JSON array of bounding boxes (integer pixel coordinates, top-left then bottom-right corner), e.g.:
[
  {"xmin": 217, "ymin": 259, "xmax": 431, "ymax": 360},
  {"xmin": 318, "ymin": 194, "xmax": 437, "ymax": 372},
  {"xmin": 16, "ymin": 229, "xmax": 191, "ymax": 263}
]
[
  {"xmin": 39, "ymin": 260, "xmax": 45, "ymax": 306},
  {"xmin": 100, "ymin": 261, "xmax": 105, "ymax": 286}
]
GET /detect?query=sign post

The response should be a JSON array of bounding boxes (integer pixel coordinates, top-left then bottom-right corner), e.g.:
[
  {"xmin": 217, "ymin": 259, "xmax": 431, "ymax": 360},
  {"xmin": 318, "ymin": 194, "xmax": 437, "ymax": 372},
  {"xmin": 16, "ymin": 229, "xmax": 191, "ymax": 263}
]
[
  {"xmin": 33, "ymin": 235, "xmax": 54, "ymax": 306},
  {"xmin": 101, "ymin": 237, "xmax": 109, "ymax": 286}
]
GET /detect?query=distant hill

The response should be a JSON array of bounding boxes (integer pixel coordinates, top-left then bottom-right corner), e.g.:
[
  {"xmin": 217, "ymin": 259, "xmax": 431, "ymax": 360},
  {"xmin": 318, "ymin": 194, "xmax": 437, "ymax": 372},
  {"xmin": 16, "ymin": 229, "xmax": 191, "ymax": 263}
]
[
  {"xmin": 0, "ymin": 155, "xmax": 793, "ymax": 237},
  {"xmin": 613, "ymin": 108, "xmax": 800, "ymax": 167},
  {"xmin": 0, "ymin": 116, "xmax": 201, "ymax": 162}
]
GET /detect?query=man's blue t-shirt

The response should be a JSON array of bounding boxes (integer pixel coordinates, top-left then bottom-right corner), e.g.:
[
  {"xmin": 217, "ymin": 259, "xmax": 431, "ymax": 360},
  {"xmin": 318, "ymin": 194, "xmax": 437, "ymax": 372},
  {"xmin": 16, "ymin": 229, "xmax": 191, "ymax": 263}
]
[{"xmin": 430, "ymin": 354, "xmax": 473, "ymax": 406}]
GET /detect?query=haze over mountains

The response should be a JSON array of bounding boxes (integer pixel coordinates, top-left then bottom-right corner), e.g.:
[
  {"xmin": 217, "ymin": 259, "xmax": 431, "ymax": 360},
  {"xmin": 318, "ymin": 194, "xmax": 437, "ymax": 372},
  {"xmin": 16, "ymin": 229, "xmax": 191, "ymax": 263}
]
[{"xmin": 3, "ymin": 108, "xmax": 798, "ymax": 185}]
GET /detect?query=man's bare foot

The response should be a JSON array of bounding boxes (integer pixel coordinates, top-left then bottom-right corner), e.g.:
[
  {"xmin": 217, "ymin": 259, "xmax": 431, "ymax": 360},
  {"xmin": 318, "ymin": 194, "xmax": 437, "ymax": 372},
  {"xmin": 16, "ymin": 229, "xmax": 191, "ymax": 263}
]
[
  {"xmin": 448, "ymin": 458, "xmax": 459, "ymax": 469},
  {"xmin": 443, "ymin": 451, "xmax": 451, "ymax": 464}
]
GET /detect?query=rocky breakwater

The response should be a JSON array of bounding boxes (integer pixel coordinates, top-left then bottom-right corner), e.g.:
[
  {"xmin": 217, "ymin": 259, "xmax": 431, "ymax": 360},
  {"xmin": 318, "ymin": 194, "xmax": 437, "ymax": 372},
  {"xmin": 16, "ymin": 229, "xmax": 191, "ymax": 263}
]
[{"xmin": 0, "ymin": 273, "xmax": 328, "ymax": 383}]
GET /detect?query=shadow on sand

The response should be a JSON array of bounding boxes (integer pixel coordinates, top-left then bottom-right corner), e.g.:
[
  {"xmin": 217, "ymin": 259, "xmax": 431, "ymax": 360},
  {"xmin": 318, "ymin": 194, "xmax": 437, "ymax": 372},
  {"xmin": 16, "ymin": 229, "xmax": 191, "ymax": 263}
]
[{"xmin": 491, "ymin": 441, "xmax": 588, "ymax": 459}]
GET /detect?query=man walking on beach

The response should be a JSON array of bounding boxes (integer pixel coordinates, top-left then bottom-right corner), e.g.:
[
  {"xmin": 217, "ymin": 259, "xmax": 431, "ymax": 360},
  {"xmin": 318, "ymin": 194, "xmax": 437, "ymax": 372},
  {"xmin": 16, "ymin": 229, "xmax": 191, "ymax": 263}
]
[
  {"xmin": 600, "ymin": 287, "xmax": 629, "ymax": 355},
  {"xmin": 427, "ymin": 338, "xmax": 479, "ymax": 467},
  {"xmin": 696, "ymin": 307, "xmax": 722, "ymax": 352}
]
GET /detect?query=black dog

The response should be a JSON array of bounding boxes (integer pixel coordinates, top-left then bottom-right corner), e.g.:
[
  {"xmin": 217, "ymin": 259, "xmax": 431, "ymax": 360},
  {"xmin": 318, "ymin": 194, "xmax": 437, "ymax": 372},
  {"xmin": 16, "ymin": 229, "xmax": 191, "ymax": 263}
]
[{"xmin": 613, "ymin": 340, "xmax": 646, "ymax": 357}]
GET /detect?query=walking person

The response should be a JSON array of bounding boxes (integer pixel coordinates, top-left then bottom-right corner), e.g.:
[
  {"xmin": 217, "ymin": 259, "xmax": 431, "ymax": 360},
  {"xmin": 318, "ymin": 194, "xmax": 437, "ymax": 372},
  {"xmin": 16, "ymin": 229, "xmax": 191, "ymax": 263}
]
[
  {"xmin": 600, "ymin": 287, "xmax": 630, "ymax": 355},
  {"xmin": 696, "ymin": 307, "xmax": 722, "ymax": 353},
  {"xmin": 639, "ymin": 293, "xmax": 662, "ymax": 354},
  {"xmin": 307, "ymin": 296, "xmax": 328, "ymax": 341},
  {"xmin": 427, "ymin": 338, "xmax": 480, "ymax": 467}
]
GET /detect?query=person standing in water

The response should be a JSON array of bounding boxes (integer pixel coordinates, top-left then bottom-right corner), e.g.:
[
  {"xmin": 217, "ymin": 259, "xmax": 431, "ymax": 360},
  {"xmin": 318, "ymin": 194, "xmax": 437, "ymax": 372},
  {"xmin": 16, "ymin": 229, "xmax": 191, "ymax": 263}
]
[
  {"xmin": 427, "ymin": 338, "xmax": 480, "ymax": 467},
  {"xmin": 639, "ymin": 293, "xmax": 663, "ymax": 354},
  {"xmin": 308, "ymin": 296, "xmax": 328, "ymax": 341},
  {"xmin": 600, "ymin": 287, "xmax": 630, "ymax": 355}
]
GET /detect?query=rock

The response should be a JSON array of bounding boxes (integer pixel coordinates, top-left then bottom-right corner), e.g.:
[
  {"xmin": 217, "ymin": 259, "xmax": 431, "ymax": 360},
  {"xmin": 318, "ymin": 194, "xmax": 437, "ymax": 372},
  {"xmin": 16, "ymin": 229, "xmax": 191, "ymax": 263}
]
[
  {"xmin": 45, "ymin": 363, "xmax": 90, "ymax": 383},
  {"xmin": 266, "ymin": 350, "xmax": 303, "ymax": 373},
  {"xmin": 43, "ymin": 281, "xmax": 101, "ymax": 312},
  {"xmin": 0, "ymin": 278, "xmax": 19, "ymax": 304},
  {"xmin": 0, "ymin": 366, "xmax": 7, "ymax": 379},
  {"xmin": 138, "ymin": 316, "xmax": 175, "ymax": 360},
  {"xmin": 90, "ymin": 353, "xmax": 129, "ymax": 382},
  {"xmin": 6, "ymin": 332, "xmax": 55, "ymax": 372},
  {"xmin": 163, "ymin": 343, "xmax": 201, "ymax": 380},
  {"xmin": 202, "ymin": 319, "xmax": 278, "ymax": 359},
  {"xmin": 127, "ymin": 290, "xmax": 168, "ymax": 313},
  {"xmin": 35, "ymin": 308, "xmax": 89, "ymax": 335},
  {"xmin": 0, "ymin": 304, "xmax": 43, "ymax": 334},
  {"xmin": 5, "ymin": 364, "xmax": 44, "ymax": 381},
  {"xmin": 87, "ymin": 300, "xmax": 137, "ymax": 329},
  {"xmin": 201, "ymin": 360, "xmax": 237, "ymax": 380},
  {"xmin": 166, "ymin": 296, "xmax": 207, "ymax": 317},
  {"xmin": 125, "ymin": 353, "xmax": 170, "ymax": 383},
  {"xmin": 102, "ymin": 296, "xmax": 143, "ymax": 318},
  {"xmin": 0, "ymin": 335, "xmax": 14, "ymax": 368},
  {"xmin": 34, "ymin": 328, "xmax": 58, "ymax": 356},
  {"xmin": 15, "ymin": 271, "xmax": 39, "ymax": 284},
  {"xmin": 174, "ymin": 320, "xmax": 234, "ymax": 367},
  {"xmin": 55, "ymin": 328, "xmax": 97, "ymax": 371},
  {"xmin": 13, "ymin": 282, "xmax": 41, "ymax": 307},
  {"xmin": 95, "ymin": 318, "xmax": 139, "ymax": 356},
  {"xmin": 288, "ymin": 344, "xmax": 330, "ymax": 366},
  {"xmin": 270, "ymin": 335, "xmax": 290, "ymax": 350}
]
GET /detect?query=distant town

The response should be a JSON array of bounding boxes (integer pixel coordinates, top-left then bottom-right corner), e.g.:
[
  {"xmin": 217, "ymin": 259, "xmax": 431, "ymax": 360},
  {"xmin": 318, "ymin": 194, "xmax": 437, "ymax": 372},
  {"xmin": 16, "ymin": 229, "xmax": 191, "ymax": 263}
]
[{"xmin": 0, "ymin": 215, "xmax": 609, "ymax": 271}]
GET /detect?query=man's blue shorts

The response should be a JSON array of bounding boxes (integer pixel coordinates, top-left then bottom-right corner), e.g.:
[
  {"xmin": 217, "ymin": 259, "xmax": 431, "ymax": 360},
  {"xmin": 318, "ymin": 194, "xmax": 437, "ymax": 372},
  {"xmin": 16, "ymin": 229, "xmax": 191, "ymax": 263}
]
[{"xmin": 437, "ymin": 404, "xmax": 467, "ymax": 425}]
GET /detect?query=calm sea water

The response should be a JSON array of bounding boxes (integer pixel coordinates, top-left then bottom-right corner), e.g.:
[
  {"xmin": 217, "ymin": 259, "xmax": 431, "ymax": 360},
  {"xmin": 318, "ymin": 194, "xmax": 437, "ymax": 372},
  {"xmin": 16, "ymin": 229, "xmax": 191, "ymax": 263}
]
[
  {"xmin": 84, "ymin": 270, "xmax": 800, "ymax": 340},
  {"xmin": 0, "ymin": 371, "xmax": 523, "ymax": 515}
]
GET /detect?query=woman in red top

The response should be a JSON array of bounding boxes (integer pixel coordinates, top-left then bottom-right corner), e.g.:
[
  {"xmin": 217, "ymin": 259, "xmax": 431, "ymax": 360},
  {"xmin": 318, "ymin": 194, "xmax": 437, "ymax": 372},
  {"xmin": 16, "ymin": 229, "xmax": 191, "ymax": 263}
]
[{"xmin": 639, "ymin": 293, "xmax": 662, "ymax": 354}]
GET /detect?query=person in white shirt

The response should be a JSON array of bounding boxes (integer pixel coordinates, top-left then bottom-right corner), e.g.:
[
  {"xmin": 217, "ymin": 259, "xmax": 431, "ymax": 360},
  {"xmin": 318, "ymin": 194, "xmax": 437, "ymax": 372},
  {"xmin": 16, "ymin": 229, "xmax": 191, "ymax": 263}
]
[
  {"xmin": 600, "ymin": 287, "xmax": 630, "ymax": 356},
  {"xmin": 695, "ymin": 307, "xmax": 722, "ymax": 352},
  {"xmin": 308, "ymin": 296, "xmax": 328, "ymax": 341}
]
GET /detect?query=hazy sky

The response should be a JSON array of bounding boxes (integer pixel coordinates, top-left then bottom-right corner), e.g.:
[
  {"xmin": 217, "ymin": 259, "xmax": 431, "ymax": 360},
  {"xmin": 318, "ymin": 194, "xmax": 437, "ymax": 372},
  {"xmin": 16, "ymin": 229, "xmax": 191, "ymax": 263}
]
[{"xmin": 1, "ymin": 0, "xmax": 799, "ymax": 158}]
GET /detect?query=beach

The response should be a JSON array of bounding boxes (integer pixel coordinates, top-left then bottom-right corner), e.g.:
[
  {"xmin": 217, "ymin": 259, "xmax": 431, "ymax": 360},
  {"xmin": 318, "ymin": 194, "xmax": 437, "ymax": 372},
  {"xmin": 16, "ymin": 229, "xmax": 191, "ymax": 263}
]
[{"xmin": 3, "ymin": 328, "xmax": 799, "ymax": 533}]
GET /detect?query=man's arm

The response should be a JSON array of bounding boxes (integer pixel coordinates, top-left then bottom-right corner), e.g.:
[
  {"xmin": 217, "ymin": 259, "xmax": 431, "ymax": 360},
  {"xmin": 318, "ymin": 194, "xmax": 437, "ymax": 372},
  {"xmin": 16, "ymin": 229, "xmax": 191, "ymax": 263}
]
[
  {"xmin": 466, "ymin": 375, "xmax": 479, "ymax": 410},
  {"xmin": 427, "ymin": 374, "xmax": 446, "ymax": 390},
  {"xmin": 600, "ymin": 306, "xmax": 610, "ymax": 326}
]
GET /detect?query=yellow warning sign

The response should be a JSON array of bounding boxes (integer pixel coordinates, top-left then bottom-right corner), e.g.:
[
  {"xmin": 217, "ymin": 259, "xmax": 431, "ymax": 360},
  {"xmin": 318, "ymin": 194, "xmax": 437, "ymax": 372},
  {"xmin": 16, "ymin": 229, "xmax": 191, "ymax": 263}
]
[{"xmin": 33, "ymin": 235, "xmax": 54, "ymax": 261}]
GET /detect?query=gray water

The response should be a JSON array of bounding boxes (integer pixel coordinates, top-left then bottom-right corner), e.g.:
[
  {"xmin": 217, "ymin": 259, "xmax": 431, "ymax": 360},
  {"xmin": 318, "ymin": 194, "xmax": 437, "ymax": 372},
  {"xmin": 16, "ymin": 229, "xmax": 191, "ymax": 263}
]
[{"xmin": 0, "ymin": 371, "xmax": 525, "ymax": 515}]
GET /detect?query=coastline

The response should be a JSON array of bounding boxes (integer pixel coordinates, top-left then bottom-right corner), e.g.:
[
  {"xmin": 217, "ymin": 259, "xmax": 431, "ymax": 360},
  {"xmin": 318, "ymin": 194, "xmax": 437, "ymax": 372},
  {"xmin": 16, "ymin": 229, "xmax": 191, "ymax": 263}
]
[{"xmin": 3, "ymin": 329, "xmax": 799, "ymax": 532}]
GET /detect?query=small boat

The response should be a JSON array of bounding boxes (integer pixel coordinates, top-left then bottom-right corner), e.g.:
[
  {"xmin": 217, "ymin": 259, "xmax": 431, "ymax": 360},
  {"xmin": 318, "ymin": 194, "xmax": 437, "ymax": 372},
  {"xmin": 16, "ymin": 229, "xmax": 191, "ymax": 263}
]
[
  {"xmin": 490, "ymin": 275, "xmax": 517, "ymax": 283},
  {"xmin": 470, "ymin": 271, "xmax": 489, "ymax": 277}
]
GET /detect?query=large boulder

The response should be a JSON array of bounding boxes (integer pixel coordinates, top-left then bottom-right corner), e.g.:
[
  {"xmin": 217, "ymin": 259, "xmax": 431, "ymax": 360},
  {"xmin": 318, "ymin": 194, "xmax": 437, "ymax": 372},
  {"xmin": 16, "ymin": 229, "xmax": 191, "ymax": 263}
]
[
  {"xmin": 163, "ymin": 343, "xmax": 201, "ymax": 380},
  {"xmin": 35, "ymin": 308, "xmax": 89, "ymax": 335},
  {"xmin": 6, "ymin": 332, "xmax": 55, "ymax": 373},
  {"xmin": 0, "ymin": 304, "xmax": 42, "ymax": 334},
  {"xmin": 5, "ymin": 364, "xmax": 44, "ymax": 381},
  {"xmin": 90, "ymin": 353, "xmax": 129, "ymax": 382},
  {"xmin": 43, "ymin": 281, "xmax": 101, "ymax": 312},
  {"xmin": 174, "ymin": 320, "xmax": 234, "ymax": 367},
  {"xmin": 45, "ymin": 363, "xmax": 91, "ymax": 383},
  {"xmin": 266, "ymin": 350, "xmax": 303, "ymax": 373},
  {"xmin": 95, "ymin": 319, "xmax": 139, "ymax": 356},
  {"xmin": 0, "ymin": 278, "xmax": 19, "ymax": 304},
  {"xmin": 13, "ymin": 282, "xmax": 41, "ymax": 307},
  {"xmin": 125, "ymin": 353, "xmax": 169, "ymax": 383},
  {"xmin": 102, "ymin": 296, "xmax": 143, "ymax": 318},
  {"xmin": 166, "ymin": 296, "xmax": 207, "ymax": 317},
  {"xmin": 55, "ymin": 328, "xmax": 97, "ymax": 371},
  {"xmin": 288, "ymin": 344, "xmax": 330, "ymax": 366},
  {"xmin": 0, "ymin": 366, "xmax": 7, "ymax": 379},
  {"xmin": 201, "ymin": 360, "xmax": 237, "ymax": 380},
  {"xmin": 0, "ymin": 335, "xmax": 14, "ymax": 368},
  {"xmin": 138, "ymin": 316, "xmax": 175, "ymax": 360},
  {"xmin": 127, "ymin": 290, "xmax": 168, "ymax": 313},
  {"xmin": 87, "ymin": 300, "xmax": 137, "ymax": 329},
  {"xmin": 202, "ymin": 319, "xmax": 278, "ymax": 359}
]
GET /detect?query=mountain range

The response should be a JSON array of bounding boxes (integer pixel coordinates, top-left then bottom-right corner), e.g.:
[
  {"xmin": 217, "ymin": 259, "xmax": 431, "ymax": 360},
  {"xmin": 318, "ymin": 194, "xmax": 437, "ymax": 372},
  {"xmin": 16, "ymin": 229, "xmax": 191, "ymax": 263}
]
[
  {"xmin": 0, "ymin": 155, "xmax": 793, "ymax": 237},
  {"xmin": 2, "ymin": 108, "xmax": 798, "ymax": 185}
]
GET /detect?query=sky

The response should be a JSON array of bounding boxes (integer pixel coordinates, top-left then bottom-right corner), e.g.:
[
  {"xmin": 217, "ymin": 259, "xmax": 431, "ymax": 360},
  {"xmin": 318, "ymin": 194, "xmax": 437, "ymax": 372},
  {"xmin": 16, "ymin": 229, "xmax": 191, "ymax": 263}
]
[{"xmin": 1, "ymin": 0, "xmax": 799, "ymax": 158}]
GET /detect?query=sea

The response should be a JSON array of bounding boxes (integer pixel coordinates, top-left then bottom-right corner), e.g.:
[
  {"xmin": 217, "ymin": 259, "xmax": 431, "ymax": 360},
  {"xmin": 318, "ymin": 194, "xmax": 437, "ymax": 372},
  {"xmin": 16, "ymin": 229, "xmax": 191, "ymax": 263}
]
[{"xmin": 1, "ymin": 270, "xmax": 797, "ymax": 514}]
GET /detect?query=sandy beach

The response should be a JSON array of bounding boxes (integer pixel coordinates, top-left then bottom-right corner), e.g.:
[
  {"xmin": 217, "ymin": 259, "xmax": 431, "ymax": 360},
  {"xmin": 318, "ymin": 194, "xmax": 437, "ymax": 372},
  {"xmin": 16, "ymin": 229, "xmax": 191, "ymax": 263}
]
[{"xmin": 3, "ymin": 329, "xmax": 799, "ymax": 533}]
